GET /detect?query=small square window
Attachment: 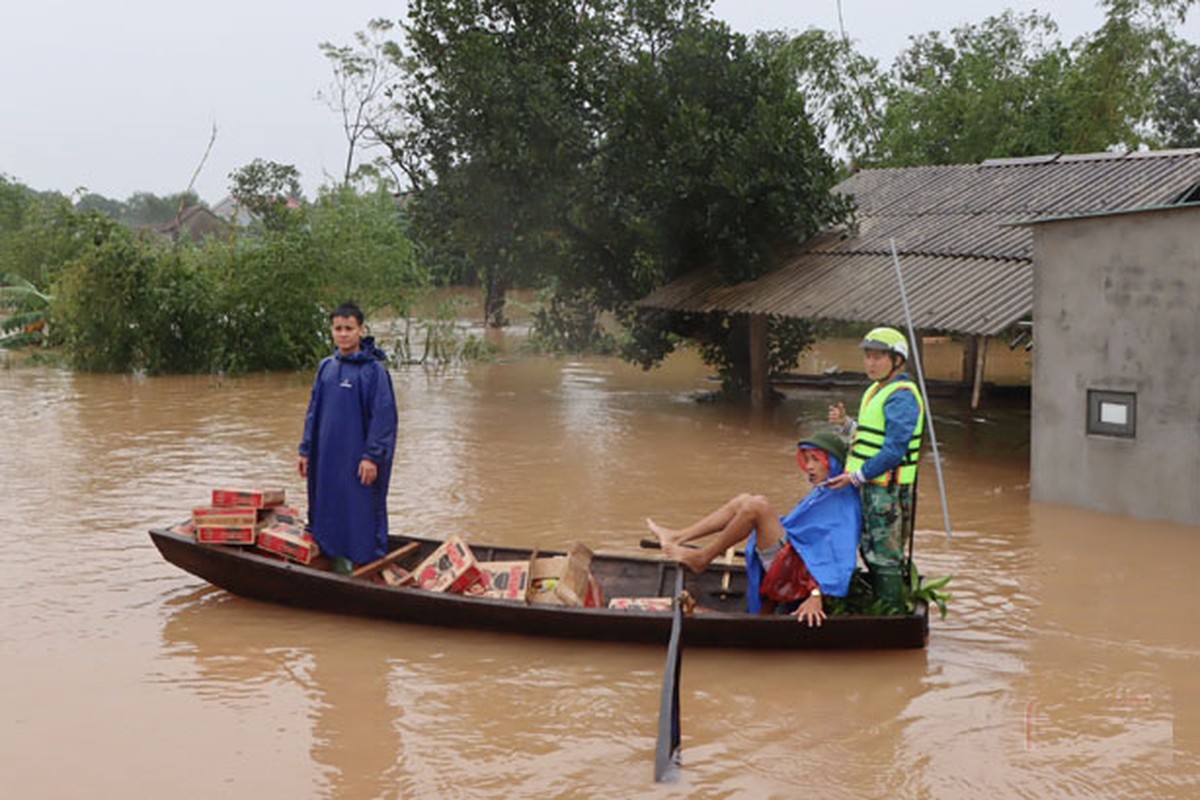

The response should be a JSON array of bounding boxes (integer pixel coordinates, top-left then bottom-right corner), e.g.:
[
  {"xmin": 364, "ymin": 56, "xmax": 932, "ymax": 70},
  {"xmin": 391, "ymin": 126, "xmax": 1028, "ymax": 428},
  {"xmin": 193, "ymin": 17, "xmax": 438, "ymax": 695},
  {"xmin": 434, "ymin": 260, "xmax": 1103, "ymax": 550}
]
[{"xmin": 1087, "ymin": 390, "xmax": 1136, "ymax": 438}]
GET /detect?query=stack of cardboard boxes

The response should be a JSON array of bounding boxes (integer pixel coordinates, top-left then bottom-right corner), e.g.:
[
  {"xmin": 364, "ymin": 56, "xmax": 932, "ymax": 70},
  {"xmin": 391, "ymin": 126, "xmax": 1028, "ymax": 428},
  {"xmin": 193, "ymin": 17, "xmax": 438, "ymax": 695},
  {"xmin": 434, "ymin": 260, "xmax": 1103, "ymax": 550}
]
[
  {"xmin": 399, "ymin": 536, "xmax": 602, "ymax": 607},
  {"xmin": 179, "ymin": 491, "xmax": 611, "ymax": 606},
  {"xmin": 186, "ymin": 487, "xmax": 320, "ymax": 565}
]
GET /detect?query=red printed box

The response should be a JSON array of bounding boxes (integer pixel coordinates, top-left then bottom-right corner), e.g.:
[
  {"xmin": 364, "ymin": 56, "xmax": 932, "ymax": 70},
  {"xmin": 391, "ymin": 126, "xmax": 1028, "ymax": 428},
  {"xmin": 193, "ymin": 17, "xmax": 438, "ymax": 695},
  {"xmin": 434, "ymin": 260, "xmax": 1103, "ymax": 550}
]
[
  {"xmin": 607, "ymin": 597, "xmax": 673, "ymax": 612},
  {"xmin": 465, "ymin": 561, "xmax": 531, "ymax": 601},
  {"xmin": 269, "ymin": 506, "xmax": 304, "ymax": 527},
  {"xmin": 196, "ymin": 525, "xmax": 258, "ymax": 545},
  {"xmin": 256, "ymin": 523, "xmax": 320, "ymax": 564},
  {"xmin": 412, "ymin": 536, "xmax": 483, "ymax": 594},
  {"xmin": 192, "ymin": 505, "xmax": 259, "ymax": 528},
  {"xmin": 211, "ymin": 487, "xmax": 285, "ymax": 508}
]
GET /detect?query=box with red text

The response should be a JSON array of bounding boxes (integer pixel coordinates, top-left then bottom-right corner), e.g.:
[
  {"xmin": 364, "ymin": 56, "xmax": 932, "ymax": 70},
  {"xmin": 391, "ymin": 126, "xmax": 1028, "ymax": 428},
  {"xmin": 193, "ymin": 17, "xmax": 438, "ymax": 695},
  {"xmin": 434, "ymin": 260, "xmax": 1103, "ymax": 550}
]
[
  {"xmin": 411, "ymin": 536, "xmax": 483, "ymax": 594},
  {"xmin": 465, "ymin": 560, "xmax": 531, "ymax": 601},
  {"xmin": 256, "ymin": 522, "xmax": 320, "ymax": 564},
  {"xmin": 211, "ymin": 487, "xmax": 285, "ymax": 509}
]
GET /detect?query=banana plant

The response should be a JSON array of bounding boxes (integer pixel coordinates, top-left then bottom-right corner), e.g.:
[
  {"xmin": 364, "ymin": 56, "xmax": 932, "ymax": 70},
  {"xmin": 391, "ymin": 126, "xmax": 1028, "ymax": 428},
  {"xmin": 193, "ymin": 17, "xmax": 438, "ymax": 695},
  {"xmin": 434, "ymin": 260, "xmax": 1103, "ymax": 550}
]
[
  {"xmin": 906, "ymin": 560, "xmax": 952, "ymax": 619},
  {"xmin": 0, "ymin": 273, "xmax": 52, "ymax": 347}
]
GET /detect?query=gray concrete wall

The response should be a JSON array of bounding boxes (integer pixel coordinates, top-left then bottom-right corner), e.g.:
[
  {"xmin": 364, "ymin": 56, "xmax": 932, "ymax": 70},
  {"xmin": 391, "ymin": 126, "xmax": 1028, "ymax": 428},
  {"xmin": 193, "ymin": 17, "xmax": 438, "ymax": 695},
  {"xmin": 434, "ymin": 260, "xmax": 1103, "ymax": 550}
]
[{"xmin": 1031, "ymin": 205, "xmax": 1200, "ymax": 526}]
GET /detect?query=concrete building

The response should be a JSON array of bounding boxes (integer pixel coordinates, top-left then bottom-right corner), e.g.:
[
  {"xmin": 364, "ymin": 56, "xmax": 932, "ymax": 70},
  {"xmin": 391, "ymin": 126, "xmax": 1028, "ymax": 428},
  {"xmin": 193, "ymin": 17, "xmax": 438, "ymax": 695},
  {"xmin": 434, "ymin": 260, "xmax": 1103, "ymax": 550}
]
[{"xmin": 1026, "ymin": 203, "xmax": 1200, "ymax": 527}]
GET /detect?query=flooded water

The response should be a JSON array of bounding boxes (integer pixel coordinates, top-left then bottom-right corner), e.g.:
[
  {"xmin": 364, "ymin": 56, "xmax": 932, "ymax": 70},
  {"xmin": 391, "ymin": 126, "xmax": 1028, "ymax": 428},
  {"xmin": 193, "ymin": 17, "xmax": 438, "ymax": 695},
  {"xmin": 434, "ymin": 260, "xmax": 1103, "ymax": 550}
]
[{"xmin": 2, "ymin": 339, "xmax": 1197, "ymax": 799}]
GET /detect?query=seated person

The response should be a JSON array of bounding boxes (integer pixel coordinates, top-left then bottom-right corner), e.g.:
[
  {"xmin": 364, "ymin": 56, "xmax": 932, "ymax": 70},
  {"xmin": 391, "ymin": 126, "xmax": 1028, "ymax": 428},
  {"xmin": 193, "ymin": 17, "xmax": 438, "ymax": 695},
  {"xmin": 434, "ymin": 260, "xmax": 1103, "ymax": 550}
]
[{"xmin": 647, "ymin": 431, "xmax": 861, "ymax": 627}]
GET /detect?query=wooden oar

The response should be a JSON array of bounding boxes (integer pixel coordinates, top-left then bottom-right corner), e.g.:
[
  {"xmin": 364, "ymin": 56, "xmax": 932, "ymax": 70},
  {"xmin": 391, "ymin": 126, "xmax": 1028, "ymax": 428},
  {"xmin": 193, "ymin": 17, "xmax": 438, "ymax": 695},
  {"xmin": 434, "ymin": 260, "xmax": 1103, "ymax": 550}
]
[{"xmin": 654, "ymin": 567, "xmax": 684, "ymax": 783}]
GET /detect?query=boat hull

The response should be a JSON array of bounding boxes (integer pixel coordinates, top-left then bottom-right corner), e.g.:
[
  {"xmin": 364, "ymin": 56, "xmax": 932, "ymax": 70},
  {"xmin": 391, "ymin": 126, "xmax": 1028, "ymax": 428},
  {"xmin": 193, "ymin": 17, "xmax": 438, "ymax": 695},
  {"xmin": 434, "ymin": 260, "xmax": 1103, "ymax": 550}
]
[{"xmin": 149, "ymin": 528, "xmax": 929, "ymax": 650}]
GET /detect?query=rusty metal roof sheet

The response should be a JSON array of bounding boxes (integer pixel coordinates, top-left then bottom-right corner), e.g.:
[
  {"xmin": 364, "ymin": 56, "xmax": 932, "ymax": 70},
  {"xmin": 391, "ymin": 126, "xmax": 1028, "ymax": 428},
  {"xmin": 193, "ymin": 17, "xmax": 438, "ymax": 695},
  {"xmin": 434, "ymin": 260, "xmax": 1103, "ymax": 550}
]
[{"xmin": 638, "ymin": 149, "xmax": 1200, "ymax": 335}]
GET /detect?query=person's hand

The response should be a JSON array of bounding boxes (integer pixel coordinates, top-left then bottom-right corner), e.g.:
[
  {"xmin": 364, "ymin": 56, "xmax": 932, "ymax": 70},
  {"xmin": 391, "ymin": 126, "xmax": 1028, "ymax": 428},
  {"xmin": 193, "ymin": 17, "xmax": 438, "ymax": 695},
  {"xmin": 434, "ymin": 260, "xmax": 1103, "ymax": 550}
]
[
  {"xmin": 358, "ymin": 458, "xmax": 378, "ymax": 485},
  {"xmin": 828, "ymin": 401, "xmax": 846, "ymax": 426},
  {"xmin": 297, "ymin": 455, "xmax": 308, "ymax": 478},
  {"xmin": 795, "ymin": 592, "xmax": 826, "ymax": 627},
  {"xmin": 825, "ymin": 471, "xmax": 854, "ymax": 489}
]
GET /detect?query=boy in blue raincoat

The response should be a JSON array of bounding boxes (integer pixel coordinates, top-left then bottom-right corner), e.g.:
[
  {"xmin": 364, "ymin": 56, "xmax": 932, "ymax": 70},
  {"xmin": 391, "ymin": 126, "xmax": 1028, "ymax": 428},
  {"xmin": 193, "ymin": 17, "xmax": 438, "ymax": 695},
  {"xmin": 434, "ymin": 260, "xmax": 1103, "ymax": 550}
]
[
  {"xmin": 298, "ymin": 303, "xmax": 398, "ymax": 574},
  {"xmin": 647, "ymin": 431, "xmax": 860, "ymax": 627}
]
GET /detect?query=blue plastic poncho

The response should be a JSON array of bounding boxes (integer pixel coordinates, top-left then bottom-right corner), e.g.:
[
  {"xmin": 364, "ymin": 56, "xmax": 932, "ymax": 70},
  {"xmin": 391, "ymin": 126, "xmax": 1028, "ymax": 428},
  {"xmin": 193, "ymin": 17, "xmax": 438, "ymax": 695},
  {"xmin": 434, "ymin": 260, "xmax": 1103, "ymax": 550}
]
[
  {"xmin": 745, "ymin": 458, "xmax": 862, "ymax": 612},
  {"xmin": 299, "ymin": 337, "xmax": 398, "ymax": 565}
]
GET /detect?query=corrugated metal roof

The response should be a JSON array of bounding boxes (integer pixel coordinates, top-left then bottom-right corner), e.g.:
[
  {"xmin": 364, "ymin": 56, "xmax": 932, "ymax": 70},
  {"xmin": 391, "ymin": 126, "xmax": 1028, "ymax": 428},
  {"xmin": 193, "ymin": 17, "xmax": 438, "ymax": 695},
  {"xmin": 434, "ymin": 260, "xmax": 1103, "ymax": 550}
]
[{"xmin": 638, "ymin": 149, "xmax": 1200, "ymax": 335}]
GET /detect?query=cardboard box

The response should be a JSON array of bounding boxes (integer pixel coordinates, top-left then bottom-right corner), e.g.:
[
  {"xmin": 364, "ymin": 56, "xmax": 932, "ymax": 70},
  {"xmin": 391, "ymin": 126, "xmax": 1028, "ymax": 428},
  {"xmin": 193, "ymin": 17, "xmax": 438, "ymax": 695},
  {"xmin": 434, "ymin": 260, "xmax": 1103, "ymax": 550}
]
[
  {"xmin": 196, "ymin": 525, "xmax": 258, "ymax": 545},
  {"xmin": 465, "ymin": 560, "xmax": 531, "ymax": 601},
  {"xmin": 412, "ymin": 536, "xmax": 483, "ymax": 594},
  {"xmin": 192, "ymin": 505, "xmax": 260, "ymax": 528},
  {"xmin": 256, "ymin": 522, "xmax": 320, "ymax": 564},
  {"xmin": 607, "ymin": 597, "xmax": 673, "ymax": 612},
  {"xmin": 211, "ymin": 487, "xmax": 285, "ymax": 508},
  {"xmin": 528, "ymin": 543, "xmax": 593, "ymax": 607},
  {"xmin": 269, "ymin": 506, "xmax": 304, "ymax": 527}
]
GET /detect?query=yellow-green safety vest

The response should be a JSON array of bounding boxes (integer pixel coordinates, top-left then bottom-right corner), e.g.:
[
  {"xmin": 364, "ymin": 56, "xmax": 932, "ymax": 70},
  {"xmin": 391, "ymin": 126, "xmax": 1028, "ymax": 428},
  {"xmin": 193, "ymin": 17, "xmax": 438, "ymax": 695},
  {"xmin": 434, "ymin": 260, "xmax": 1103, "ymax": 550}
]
[{"xmin": 846, "ymin": 379, "xmax": 925, "ymax": 485}]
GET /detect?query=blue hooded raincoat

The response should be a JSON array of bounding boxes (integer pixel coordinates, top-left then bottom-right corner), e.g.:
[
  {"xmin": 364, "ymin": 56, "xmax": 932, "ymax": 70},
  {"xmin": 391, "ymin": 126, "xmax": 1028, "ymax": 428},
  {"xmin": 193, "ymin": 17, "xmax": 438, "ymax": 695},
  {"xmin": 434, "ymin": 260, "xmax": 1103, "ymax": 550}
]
[
  {"xmin": 744, "ymin": 455, "xmax": 862, "ymax": 613},
  {"xmin": 299, "ymin": 336, "xmax": 398, "ymax": 565}
]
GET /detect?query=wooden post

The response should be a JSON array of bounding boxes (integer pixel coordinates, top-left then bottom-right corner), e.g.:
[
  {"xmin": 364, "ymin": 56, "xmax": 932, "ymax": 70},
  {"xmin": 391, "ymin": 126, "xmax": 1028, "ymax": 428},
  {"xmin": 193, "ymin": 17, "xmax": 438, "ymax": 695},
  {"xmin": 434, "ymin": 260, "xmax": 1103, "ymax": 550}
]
[
  {"xmin": 748, "ymin": 313, "xmax": 768, "ymax": 412},
  {"xmin": 962, "ymin": 335, "xmax": 979, "ymax": 388},
  {"xmin": 970, "ymin": 335, "xmax": 988, "ymax": 410}
]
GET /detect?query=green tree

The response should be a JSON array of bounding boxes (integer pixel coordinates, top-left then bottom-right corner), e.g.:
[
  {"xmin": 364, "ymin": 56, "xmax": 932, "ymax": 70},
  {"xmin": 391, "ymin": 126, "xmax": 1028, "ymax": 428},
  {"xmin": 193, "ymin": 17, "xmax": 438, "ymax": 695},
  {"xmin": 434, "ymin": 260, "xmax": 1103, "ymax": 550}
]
[
  {"xmin": 563, "ymin": 18, "xmax": 850, "ymax": 381},
  {"xmin": 1, "ymin": 193, "xmax": 92, "ymax": 288},
  {"xmin": 1152, "ymin": 39, "xmax": 1200, "ymax": 146},
  {"xmin": 367, "ymin": 0, "xmax": 848, "ymax": 394},
  {"xmin": 318, "ymin": 18, "xmax": 409, "ymax": 188},
  {"xmin": 401, "ymin": 0, "xmax": 606, "ymax": 325},
  {"xmin": 73, "ymin": 192, "xmax": 126, "ymax": 219},
  {"xmin": 309, "ymin": 183, "xmax": 428, "ymax": 315},
  {"xmin": 228, "ymin": 159, "xmax": 305, "ymax": 231},
  {"xmin": 831, "ymin": 4, "xmax": 1198, "ymax": 166},
  {"xmin": 50, "ymin": 213, "xmax": 155, "ymax": 371},
  {"xmin": 868, "ymin": 12, "xmax": 1083, "ymax": 165},
  {"xmin": 205, "ymin": 229, "xmax": 327, "ymax": 373}
]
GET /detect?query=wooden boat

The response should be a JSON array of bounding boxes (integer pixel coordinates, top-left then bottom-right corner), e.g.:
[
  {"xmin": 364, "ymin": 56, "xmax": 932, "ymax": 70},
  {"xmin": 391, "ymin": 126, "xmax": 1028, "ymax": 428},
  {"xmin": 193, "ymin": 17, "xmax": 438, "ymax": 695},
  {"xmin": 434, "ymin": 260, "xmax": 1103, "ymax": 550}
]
[{"xmin": 148, "ymin": 527, "xmax": 929, "ymax": 650}]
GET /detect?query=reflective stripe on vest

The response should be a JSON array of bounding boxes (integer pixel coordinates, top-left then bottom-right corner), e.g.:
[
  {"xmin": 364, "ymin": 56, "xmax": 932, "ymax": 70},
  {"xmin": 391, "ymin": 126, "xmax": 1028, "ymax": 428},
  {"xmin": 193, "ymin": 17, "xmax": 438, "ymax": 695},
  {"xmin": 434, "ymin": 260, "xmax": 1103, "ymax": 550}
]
[{"xmin": 846, "ymin": 379, "xmax": 925, "ymax": 485}]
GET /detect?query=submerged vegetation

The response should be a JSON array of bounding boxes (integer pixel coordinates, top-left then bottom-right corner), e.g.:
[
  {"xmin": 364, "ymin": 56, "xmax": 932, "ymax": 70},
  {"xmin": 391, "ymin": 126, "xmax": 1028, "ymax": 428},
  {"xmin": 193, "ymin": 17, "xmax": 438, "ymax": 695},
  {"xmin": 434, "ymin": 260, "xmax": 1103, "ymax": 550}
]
[{"xmin": 824, "ymin": 565, "xmax": 952, "ymax": 619}]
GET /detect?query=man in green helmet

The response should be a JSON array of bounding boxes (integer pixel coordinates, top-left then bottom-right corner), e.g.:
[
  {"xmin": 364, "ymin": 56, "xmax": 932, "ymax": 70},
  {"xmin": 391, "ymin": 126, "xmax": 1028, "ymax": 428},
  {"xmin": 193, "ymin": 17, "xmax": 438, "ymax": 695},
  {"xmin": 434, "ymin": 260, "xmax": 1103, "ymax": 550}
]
[{"xmin": 827, "ymin": 326, "xmax": 925, "ymax": 613}]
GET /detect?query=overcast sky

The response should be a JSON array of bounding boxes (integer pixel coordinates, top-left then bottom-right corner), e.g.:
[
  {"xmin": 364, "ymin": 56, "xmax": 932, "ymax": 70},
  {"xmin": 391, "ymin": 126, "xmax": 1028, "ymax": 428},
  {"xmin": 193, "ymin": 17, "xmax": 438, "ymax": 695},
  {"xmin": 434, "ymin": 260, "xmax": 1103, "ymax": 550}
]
[{"xmin": 2, "ymin": 1, "xmax": 1195, "ymax": 204}]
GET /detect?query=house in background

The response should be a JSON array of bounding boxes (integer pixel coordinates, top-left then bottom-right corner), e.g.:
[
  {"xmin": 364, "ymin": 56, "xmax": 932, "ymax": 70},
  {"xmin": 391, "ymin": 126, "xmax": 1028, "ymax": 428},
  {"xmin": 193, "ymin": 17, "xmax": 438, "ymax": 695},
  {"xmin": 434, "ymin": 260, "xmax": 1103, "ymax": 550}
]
[
  {"xmin": 637, "ymin": 149, "xmax": 1200, "ymax": 409},
  {"xmin": 152, "ymin": 205, "xmax": 230, "ymax": 243},
  {"xmin": 1024, "ymin": 202, "xmax": 1200, "ymax": 527}
]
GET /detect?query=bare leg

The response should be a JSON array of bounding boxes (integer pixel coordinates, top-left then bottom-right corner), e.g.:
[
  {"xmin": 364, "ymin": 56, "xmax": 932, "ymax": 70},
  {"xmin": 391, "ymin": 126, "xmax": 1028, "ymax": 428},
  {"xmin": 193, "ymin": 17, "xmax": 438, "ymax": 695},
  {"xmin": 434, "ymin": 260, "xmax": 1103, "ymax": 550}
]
[
  {"xmin": 646, "ymin": 493, "xmax": 754, "ymax": 547},
  {"xmin": 662, "ymin": 495, "xmax": 787, "ymax": 574}
]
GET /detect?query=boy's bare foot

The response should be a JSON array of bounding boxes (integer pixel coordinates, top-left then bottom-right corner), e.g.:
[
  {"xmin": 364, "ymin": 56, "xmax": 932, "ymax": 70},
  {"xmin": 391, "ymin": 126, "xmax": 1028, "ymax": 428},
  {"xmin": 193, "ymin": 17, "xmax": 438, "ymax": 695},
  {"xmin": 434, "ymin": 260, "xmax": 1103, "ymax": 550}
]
[
  {"xmin": 663, "ymin": 541, "xmax": 708, "ymax": 574},
  {"xmin": 646, "ymin": 517, "xmax": 681, "ymax": 547}
]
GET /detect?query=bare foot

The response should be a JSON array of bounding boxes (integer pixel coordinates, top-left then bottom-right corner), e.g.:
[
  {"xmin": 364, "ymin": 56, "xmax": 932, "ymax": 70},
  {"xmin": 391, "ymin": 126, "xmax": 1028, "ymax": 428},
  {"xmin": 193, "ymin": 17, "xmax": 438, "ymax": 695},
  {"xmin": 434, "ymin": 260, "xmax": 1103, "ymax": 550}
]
[
  {"xmin": 663, "ymin": 541, "xmax": 708, "ymax": 574},
  {"xmin": 646, "ymin": 517, "xmax": 681, "ymax": 547}
]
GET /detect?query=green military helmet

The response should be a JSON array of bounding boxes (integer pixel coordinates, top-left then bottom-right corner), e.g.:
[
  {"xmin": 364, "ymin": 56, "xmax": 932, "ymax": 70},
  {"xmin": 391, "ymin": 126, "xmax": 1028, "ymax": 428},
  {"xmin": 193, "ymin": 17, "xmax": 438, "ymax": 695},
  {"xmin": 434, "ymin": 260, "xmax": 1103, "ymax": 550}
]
[
  {"xmin": 859, "ymin": 326, "xmax": 909, "ymax": 361},
  {"xmin": 797, "ymin": 430, "xmax": 849, "ymax": 465}
]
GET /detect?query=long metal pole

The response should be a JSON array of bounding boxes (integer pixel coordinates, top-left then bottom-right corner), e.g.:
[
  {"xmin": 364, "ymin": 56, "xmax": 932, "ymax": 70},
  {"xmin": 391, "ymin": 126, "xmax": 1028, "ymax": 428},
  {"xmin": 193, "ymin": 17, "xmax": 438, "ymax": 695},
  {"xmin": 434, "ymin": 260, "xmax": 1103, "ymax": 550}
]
[{"xmin": 889, "ymin": 238, "xmax": 953, "ymax": 539}]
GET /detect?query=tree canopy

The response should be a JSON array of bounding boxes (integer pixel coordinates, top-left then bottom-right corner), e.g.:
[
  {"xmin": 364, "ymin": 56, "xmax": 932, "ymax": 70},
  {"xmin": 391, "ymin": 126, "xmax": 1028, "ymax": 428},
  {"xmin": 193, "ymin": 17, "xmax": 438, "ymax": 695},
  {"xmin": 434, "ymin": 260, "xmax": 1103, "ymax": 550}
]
[
  {"xmin": 339, "ymin": 0, "xmax": 851, "ymax": 389},
  {"xmin": 802, "ymin": 3, "xmax": 1199, "ymax": 166}
]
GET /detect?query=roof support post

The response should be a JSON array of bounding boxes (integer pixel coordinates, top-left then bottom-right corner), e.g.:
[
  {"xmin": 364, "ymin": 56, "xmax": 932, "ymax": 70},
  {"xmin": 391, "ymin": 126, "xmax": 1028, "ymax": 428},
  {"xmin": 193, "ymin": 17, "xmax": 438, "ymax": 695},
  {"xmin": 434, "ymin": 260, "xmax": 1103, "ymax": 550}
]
[
  {"xmin": 970, "ymin": 335, "xmax": 988, "ymax": 410},
  {"xmin": 961, "ymin": 335, "xmax": 979, "ymax": 387},
  {"xmin": 748, "ymin": 312, "xmax": 768, "ymax": 411}
]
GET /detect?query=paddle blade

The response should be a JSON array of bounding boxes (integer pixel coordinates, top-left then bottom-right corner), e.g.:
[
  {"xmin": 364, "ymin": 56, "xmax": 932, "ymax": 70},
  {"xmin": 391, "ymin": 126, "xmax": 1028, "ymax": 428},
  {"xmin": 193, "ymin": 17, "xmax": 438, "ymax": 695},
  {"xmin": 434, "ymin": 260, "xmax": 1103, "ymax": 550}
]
[{"xmin": 654, "ymin": 569, "xmax": 684, "ymax": 783}]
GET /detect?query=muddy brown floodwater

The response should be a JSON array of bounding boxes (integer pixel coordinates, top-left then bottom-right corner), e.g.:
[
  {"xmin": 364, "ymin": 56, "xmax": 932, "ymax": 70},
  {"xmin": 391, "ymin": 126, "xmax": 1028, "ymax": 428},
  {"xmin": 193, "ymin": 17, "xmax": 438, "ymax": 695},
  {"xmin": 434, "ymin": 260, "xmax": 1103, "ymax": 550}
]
[{"xmin": 1, "ymin": 339, "xmax": 1197, "ymax": 799}]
